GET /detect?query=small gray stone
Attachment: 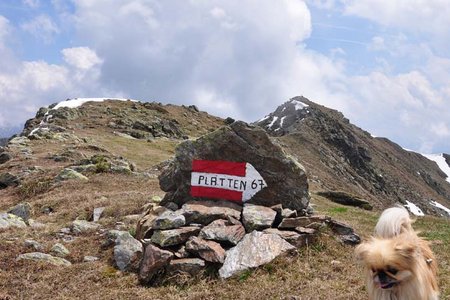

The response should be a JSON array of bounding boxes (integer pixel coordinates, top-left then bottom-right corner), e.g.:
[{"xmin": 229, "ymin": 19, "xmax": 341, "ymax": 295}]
[
  {"xmin": 0, "ymin": 172, "xmax": 20, "ymax": 189},
  {"xmin": 328, "ymin": 219, "xmax": 354, "ymax": 235},
  {"xmin": 114, "ymin": 232, "xmax": 143, "ymax": 272},
  {"xmin": 0, "ymin": 152, "xmax": 12, "ymax": 164},
  {"xmin": 8, "ymin": 202, "xmax": 32, "ymax": 222},
  {"xmin": 24, "ymin": 239, "xmax": 43, "ymax": 251},
  {"xmin": 92, "ymin": 207, "xmax": 106, "ymax": 222},
  {"xmin": 55, "ymin": 168, "xmax": 88, "ymax": 182},
  {"xmin": 83, "ymin": 256, "xmax": 99, "ymax": 262},
  {"xmin": 0, "ymin": 213, "xmax": 26, "ymax": 229},
  {"xmin": 167, "ymin": 258, "xmax": 205, "ymax": 276},
  {"xmin": 17, "ymin": 252, "xmax": 71, "ymax": 266},
  {"xmin": 71, "ymin": 220, "xmax": 101, "ymax": 234},
  {"xmin": 51, "ymin": 243, "xmax": 70, "ymax": 257},
  {"xmin": 165, "ymin": 202, "xmax": 179, "ymax": 211},
  {"xmin": 242, "ymin": 204, "xmax": 276, "ymax": 232}
]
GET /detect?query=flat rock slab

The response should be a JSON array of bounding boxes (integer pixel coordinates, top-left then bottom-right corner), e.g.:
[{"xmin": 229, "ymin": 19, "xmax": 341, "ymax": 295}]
[
  {"xmin": 219, "ymin": 231, "xmax": 296, "ymax": 279},
  {"xmin": 114, "ymin": 232, "xmax": 143, "ymax": 271},
  {"xmin": 263, "ymin": 228, "xmax": 310, "ymax": 248},
  {"xmin": 139, "ymin": 244, "xmax": 173, "ymax": 284},
  {"xmin": 151, "ymin": 227, "xmax": 200, "ymax": 247},
  {"xmin": 152, "ymin": 211, "xmax": 186, "ymax": 230},
  {"xmin": 185, "ymin": 236, "xmax": 226, "ymax": 263},
  {"xmin": 71, "ymin": 220, "xmax": 101, "ymax": 234},
  {"xmin": 159, "ymin": 121, "xmax": 309, "ymax": 211},
  {"xmin": 0, "ymin": 213, "xmax": 26, "ymax": 229},
  {"xmin": 56, "ymin": 168, "xmax": 88, "ymax": 182},
  {"xmin": 199, "ymin": 220, "xmax": 245, "ymax": 245},
  {"xmin": 242, "ymin": 204, "xmax": 276, "ymax": 231},
  {"xmin": 17, "ymin": 252, "xmax": 71, "ymax": 266},
  {"xmin": 278, "ymin": 217, "xmax": 315, "ymax": 229},
  {"xmin": 167, "ymin": 258, "xmax": 206, "ymax": 276},
  {"xmin": 181, "ymin": 200, "xmax": 241, "ymax": 225}
]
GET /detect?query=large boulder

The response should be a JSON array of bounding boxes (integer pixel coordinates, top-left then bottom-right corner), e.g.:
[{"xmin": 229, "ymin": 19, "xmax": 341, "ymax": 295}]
[{"xmin": 159, "ymin": 121, "xmax": 309, "ymax": 211}]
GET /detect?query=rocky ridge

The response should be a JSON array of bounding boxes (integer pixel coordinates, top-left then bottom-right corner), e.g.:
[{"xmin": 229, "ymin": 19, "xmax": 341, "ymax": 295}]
[{"xmin": 255, "ymin": 96, "xmax": 450, "ymax": 217}]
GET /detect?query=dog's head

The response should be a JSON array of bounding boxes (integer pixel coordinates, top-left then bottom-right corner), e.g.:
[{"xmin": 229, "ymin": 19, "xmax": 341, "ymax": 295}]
[{"xmin": 355, "ymin": 236, "xmax": 416, "ymax": 289}]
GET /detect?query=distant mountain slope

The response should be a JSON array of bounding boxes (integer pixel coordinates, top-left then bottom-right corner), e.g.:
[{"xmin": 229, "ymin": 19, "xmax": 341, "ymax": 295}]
[
  {"xmin": 0, "ymin": 138, "xmax": 8, "ymax": 146},
  {"xmin": 255, "ymin": 96, "xmax": 450, "ymax": 217}
]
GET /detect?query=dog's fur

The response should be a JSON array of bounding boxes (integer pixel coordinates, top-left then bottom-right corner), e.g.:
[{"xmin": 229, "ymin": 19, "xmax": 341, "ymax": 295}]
[{"xmin": 355, "ymin": 206, "xmax": 439, "ymax": 300}]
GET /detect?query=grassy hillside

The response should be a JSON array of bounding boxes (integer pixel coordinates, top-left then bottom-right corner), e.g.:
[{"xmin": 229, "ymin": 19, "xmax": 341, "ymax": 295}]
[{"xmin": 0, "ymin": 100, "xmax": 449, "ymax": 299}]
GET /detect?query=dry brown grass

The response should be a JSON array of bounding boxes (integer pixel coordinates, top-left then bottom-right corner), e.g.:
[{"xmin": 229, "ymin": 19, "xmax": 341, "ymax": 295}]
[{"xmin": 1, "ymin": 193, "xmax": 449, "ymax": 300}]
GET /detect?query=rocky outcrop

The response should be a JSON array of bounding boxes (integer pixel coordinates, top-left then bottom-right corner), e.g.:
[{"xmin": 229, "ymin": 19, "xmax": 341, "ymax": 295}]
[
  {"xmin": 255, "ymin": 96, "xmax": 450, "ymax": 215},
  {"xmin": 316, "ymin": 191, "xmax": 373, "ymax": 210},
  {"xmin": 159, "ymin": 121, "xmax": 309, "ymax": 211}
]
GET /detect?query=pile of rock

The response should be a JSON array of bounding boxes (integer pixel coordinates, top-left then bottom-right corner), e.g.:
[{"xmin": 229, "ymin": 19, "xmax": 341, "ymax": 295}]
[{"xmin": 124, "ymin": 200, "xmax": 360, "ymax": 284}]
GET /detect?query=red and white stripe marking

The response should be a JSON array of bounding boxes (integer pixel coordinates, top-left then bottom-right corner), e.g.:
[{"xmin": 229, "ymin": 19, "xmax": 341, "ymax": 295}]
[{"xmin": 190, "ymin": 160, "xmax": 267, "ymax": 203}]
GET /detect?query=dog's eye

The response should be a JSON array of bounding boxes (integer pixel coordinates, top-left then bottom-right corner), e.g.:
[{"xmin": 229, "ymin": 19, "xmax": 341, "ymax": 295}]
[{"xmin": 387, "ymin": 267, "xmax": 398, "ymax": 275}]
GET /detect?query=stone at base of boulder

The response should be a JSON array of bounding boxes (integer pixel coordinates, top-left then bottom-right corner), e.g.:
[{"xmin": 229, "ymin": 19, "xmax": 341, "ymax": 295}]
[
  {"xmin": 185, "ymin": 236, "xmax": 226, "ymax": 263},
  {"xmin": 139, "ymin": 244, "xmax": 174, "ymax": 284},
  {"xmin": 166, "ymin": 258, "xmax": 206, "ymax": 277},
  {"xmin": 218, "ymin": 231, "xmax": 295, "ymax": 279},
  {"xmin": 114, "ymin": 232, "xmax": 143, "ymax": 272}
]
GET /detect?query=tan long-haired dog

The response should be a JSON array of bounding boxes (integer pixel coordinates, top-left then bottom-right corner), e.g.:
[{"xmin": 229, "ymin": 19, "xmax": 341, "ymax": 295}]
[{"xmin": 355, "ymin": 206, "xmax": 439, "ymax": 300}]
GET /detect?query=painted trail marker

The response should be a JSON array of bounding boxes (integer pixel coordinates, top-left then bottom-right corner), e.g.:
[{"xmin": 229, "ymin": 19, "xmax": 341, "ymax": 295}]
[{"xmin": 190, "ymin": 160, "xmax": 267, "ymax": 203}]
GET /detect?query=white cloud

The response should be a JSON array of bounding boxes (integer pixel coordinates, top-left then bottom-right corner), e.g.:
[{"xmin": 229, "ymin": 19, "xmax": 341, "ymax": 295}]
[
  {"xmin": 21, "ymin": 14, "xmax": 60, "ymax": 43},
  {"xmin": 62, "ymin": 47, "xmax": 103, "ymax": 70},
  {"xmin": 342, "ymin": 0, "xmax": 450, "ymax": 38},
  {"xmin": 23, "ymin": 0, "xmax": 40, "ymax": 8},
  {"xmin": 0, "ymin": 16, "xmax": 10, "ymax": 44}
]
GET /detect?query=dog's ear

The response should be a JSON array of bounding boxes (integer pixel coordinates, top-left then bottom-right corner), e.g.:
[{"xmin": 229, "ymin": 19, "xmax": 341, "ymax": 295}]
[{"xmin": 394, "ymin": 240, "xmax": 416, "ymax": 261}]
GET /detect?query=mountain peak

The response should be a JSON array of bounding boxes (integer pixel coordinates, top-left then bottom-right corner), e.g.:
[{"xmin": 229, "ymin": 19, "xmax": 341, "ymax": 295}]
[{"xmin": 256, "ymin": 96, "xmax": 311, "ymax": 134}]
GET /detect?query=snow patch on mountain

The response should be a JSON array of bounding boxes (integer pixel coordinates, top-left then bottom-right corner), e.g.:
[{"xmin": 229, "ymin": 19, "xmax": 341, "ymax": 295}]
[
  {"xmin": 292, "ymin": 100, "xmax": 308, "ymax": 110},
  {"xmin": 421, "ymin": 153, "xmax": 450, "ymax": 183},
  {"xmin": 430, "ymin": 200, "xmax": 450, "ymax": 216},
  {"xmin": 53, "ymin": 98, "xmax": 137, "ymax": 110},
  {"xmin": 404, "ymin": 200, "xmax": 425, "ymax": 216}
]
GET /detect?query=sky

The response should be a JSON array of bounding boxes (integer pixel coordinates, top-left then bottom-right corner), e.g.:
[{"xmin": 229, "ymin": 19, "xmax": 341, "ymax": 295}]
[{"xmin": 0, "ymin": 0, "xmax": 449, "ymax": 154}]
